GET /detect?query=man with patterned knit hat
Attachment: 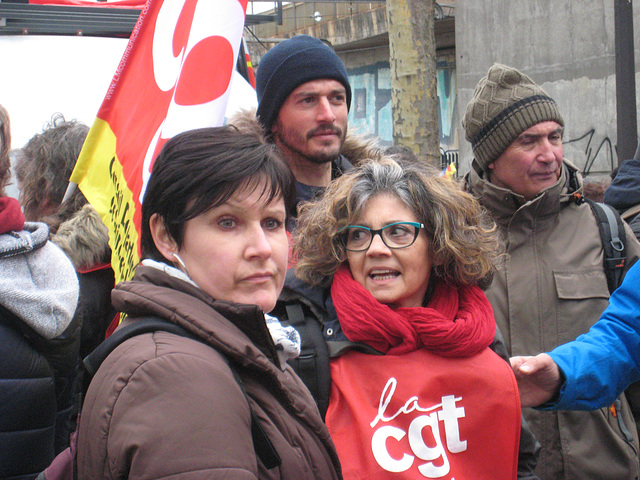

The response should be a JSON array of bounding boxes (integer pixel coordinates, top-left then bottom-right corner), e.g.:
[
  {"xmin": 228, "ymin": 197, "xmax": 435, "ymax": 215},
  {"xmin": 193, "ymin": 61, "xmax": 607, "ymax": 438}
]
[{"xmin": 463, "ymin": 63, "xmax": 640, "ymax": 480}]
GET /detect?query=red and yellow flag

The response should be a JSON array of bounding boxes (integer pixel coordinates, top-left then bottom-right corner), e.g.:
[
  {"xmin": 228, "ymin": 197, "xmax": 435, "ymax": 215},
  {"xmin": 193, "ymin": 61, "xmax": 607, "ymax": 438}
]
[{"xmin": 70, "ymin": 0, "xmax": 248, "ymax": 284}]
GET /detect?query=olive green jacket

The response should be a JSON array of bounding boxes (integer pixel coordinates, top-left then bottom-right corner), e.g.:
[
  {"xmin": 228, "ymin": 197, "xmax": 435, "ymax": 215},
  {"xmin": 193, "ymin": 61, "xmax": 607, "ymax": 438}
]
[{"xmin": 465, "ymin": 159, "xmax": 640, "ymax": 480}]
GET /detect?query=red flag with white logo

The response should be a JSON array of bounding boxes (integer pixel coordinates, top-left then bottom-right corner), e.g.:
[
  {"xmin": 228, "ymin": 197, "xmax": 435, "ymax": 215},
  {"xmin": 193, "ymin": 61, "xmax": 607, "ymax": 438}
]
[{"xmin": 70, "ymin": 0, "xmax": 248, "ymax": 283}]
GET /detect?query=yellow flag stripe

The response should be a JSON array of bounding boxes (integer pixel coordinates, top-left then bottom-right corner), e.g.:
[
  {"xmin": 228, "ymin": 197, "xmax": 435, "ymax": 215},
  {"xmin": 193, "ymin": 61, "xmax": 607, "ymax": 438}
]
[{"xmin": 77, "ymin": 118, "xmax": 140, "ymax": 282}]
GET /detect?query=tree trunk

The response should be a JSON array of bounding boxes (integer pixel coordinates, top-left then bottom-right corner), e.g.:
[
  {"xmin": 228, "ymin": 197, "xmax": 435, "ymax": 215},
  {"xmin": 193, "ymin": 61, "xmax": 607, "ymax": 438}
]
[{"xmin": 386, "ymin": 0, "xmax": 439, "ymax": 167}]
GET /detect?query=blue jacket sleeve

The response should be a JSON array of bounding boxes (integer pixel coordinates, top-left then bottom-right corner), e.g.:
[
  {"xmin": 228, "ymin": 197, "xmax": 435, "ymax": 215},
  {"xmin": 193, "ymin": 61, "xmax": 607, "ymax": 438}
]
[{"xmin": 546, "ymin": 261, "xmax": 640, "ymax": 410}]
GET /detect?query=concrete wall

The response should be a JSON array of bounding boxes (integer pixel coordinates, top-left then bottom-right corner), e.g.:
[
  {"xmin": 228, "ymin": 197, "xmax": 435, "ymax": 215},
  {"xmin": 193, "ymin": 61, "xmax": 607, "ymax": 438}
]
[
  {"xmin": 343, "ymin": 47, "xmax": 457, "ymax": 156},
  {"xmin": 456, "ymin": 0, "xmax": 638, "ymax": 178}
]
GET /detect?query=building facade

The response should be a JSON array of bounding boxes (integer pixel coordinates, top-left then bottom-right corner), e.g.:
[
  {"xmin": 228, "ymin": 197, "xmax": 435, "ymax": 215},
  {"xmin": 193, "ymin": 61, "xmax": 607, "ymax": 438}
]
[
  {"xmin": 246, "ymin": 2, "xmax": 457, "ymax": 168},
  {"xmin": 248, "ymin": 1, "xmax": 640, "ymax": 179}
]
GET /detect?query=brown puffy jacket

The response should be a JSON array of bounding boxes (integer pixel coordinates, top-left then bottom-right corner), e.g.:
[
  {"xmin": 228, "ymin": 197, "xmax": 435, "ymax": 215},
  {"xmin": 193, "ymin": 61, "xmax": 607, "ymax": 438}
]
[{"xmin": 76, "ymin": 262, "xmax": 342, "ymax": 480}]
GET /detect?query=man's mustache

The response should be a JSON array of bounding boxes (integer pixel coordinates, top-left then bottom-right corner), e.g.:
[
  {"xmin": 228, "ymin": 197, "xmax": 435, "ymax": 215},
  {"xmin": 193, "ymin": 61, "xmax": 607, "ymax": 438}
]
[{"xmin": 307, "ymin": 125, "xmax": 343, "ymax": 139}]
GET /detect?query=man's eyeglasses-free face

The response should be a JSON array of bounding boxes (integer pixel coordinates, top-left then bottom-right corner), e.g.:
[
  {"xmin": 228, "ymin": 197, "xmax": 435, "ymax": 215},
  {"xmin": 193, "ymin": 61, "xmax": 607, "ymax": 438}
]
[{"xmin": 341, "ymin": 221, "xmax": 425, "ymax": 252}]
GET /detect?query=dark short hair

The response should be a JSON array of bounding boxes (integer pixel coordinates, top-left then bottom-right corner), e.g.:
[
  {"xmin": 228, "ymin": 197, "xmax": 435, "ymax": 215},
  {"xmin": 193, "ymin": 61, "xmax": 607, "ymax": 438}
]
[{"xmin": 141, "ymin": 126, "xmax": 296, "ymax": 263}]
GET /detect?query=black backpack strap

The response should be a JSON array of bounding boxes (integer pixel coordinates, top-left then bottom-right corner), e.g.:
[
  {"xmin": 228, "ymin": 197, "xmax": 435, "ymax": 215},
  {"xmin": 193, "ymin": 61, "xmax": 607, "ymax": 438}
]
[
  {"xmin": 227, "ymin": 363, "xmax": 282, "ymax": 469},
  {"xmin": 82, "ymin": 317, "xmax": 189, "ymax": 381},
  {"xmin": 284, "ymin": 303, "xmax": 332, "ymax": 419},
  {"xmin": 586, "ymin": 199, "xmax": 627, "ymax": 293},
  {"xmin": 79, "ymin": 316, "xmax": 281, "ymax": 471}
]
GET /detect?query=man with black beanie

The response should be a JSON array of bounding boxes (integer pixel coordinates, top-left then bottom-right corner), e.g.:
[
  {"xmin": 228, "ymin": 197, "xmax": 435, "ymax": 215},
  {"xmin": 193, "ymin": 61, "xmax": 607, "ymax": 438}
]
[
  {"xmin": 463, "ymin": 63, "xmax": 640, "ymax": 480},
  {"xmin": 254, "ymin": 35, "xmax": 358, "ymax": 226}
]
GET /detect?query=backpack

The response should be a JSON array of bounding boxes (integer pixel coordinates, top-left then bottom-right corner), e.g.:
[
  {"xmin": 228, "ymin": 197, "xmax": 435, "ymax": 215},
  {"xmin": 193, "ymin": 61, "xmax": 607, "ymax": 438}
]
[
  {"xmin": 283, "ymin": 303, "xmax": 332, "ymax": 417},
  {"xmin": 38, "ymin": 316, "xmax": 280, "ymax": 480},
  {"xmin": 281, "ymin": 302, "xmax": 379, "ymax": 419},
  {"xmin": 585, "ymin": 199, "xmax": 627, "ymax": 294}
]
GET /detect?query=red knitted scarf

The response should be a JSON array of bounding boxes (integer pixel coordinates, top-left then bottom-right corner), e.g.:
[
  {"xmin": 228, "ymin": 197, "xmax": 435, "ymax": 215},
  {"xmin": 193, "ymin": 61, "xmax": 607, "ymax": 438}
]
[
  {"xmin": 330, "ymin": 265, "xmax": 496, "ymax": 357},
  {"xmin": 0, "ymin": 197, "xmax": 25, "ymax": 234}
]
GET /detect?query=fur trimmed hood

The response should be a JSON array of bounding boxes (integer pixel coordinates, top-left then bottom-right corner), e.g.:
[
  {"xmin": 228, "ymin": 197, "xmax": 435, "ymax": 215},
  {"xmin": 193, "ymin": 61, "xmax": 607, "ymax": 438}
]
[
  {"xmin": 227, "ymin": 108, "xmax": 383, "ymax": 166},
  {"xmin": 51, "ymin": 204, "xmax": 111, "ymax": 271}
]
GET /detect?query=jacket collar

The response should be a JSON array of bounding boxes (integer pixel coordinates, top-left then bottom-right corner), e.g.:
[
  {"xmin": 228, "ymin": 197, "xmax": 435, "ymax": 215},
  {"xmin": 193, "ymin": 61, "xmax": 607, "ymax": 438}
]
[
  {"xmin": 113, "ymin": 262, "xmax": 282, "ymax": 368},
  {"xmin": 465, "ymin": 158, "xmax": 583, "ymax": 225},
  {"xmin": 281, "ymin": 269, "xmax": 336, "ymax": 321}
]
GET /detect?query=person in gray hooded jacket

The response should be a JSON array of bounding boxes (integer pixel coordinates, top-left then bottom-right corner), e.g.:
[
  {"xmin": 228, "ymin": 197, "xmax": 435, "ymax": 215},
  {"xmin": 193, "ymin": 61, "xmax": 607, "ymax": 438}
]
[{"xmin": 0, "ymin": 104, "xmax": 80, "ymax": 479}]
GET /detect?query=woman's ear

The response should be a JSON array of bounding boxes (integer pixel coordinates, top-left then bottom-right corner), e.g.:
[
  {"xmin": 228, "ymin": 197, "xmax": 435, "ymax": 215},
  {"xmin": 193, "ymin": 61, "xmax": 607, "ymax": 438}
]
[{"xmin": 149, "ymin": 213, "xmax": 177, "ymax": 262}]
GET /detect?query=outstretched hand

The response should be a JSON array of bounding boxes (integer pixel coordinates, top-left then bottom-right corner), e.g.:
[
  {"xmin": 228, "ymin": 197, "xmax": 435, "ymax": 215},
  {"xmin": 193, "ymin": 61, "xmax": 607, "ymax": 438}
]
[{"xmin": 510, "ymin": 353, "xmax": 562, "ymax": 408}]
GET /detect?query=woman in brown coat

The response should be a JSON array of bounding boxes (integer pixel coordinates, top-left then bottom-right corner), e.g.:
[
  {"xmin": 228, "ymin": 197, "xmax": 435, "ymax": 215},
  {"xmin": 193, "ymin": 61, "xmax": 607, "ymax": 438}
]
[{"xmin": 75, "ymin": 126, "xmax": 342, "ymax": 480}]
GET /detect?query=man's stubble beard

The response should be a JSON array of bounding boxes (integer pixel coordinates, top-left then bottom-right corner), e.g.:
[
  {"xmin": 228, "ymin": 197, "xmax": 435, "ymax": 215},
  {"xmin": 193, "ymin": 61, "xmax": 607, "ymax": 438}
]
[{"xmin": 274, "ymin": 122, "xmax": 347, "ymax": 165}]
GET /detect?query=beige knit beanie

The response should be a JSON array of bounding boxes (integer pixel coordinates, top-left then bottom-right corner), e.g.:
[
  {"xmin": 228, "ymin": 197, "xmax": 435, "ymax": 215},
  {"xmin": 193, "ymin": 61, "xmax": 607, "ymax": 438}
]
[{"xmin": 462, "ymin": 64, "xmax": 564, "ymax": 170}]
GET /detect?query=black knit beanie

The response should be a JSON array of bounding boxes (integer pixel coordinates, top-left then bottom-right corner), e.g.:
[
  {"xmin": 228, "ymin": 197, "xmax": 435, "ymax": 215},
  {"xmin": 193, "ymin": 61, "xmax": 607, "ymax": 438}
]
[
  {"xmin": 256, "ymin": 35, "xmax": 352, "ymax": 132},
  {"xmin": 462, "ymin": 64, "xmax": 564, "ymax": 170}
]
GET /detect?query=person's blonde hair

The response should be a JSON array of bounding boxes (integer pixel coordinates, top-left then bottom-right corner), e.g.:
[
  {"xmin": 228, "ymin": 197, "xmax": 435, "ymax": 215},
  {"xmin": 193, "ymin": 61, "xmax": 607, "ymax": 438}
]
[{"xmin": 294, "ymin": 156, "xmax": 501, "ymax": 289}]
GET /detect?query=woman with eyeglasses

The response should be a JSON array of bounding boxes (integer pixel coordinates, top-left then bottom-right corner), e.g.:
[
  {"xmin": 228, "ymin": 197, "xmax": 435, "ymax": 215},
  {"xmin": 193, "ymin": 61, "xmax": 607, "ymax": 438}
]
[{"xmin": 273, "ymin": 156, "xmax": 529, "ymax": 480}]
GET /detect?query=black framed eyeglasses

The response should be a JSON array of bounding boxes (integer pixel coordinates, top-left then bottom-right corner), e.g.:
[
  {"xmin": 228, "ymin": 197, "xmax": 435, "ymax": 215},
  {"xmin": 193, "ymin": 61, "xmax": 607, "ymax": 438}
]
[{"xmin": 341, "ymin": 221, "xmax": 425, "ymax": 252}]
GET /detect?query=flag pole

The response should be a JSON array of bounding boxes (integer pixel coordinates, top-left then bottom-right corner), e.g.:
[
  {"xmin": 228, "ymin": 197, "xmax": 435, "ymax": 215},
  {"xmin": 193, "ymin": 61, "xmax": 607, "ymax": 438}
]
[{"xmin": 62, "ymin": 181, "xmax": 77, "ymax": 203}]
